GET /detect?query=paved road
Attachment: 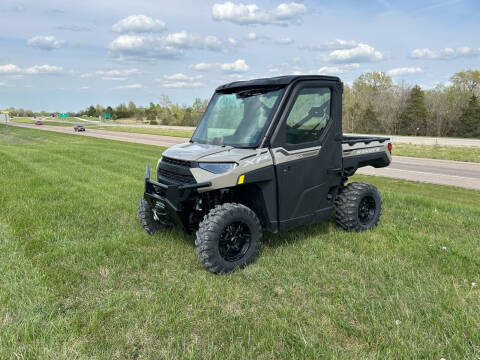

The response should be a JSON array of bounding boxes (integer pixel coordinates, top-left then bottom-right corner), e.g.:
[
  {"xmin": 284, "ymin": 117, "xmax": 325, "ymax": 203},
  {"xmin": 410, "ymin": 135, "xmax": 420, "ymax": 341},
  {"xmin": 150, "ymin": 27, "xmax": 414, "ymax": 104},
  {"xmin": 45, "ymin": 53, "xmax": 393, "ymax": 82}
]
[
  {"xmin": 5, "ymin": 121, "xmax": 480, "ymax": 190},
  {"xmin": 14, "ymin": 118, "xmax": 480, "ymax": 147}
]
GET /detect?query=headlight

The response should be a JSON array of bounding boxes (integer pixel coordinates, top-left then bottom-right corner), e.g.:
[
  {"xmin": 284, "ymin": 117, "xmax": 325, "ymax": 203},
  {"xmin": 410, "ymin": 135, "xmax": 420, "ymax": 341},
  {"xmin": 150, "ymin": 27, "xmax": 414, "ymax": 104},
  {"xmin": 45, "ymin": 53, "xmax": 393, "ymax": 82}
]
[{"xmin": 198, "ymin": 162, "xmax": 237, "ymax": 174}]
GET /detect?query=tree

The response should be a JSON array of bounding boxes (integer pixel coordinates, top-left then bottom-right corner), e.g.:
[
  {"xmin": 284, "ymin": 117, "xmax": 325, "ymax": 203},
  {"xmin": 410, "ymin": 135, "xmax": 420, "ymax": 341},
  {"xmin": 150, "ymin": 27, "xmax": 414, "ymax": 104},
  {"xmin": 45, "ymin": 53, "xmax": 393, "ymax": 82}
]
[
  {"xmin": 353, "ymin": 72, "xmax": 393, "ymax": 93},
  {"xmin": 451, "ymin": 70, "xmax": 480, "ymax": 94},
  {"xmin": 127, "ymin": 101, "xmax": 136, "ymax": 117},
  {"xmin": 457, "ymin": 95, "xmax": 480, "ymax": 138},
  {"xmin": 358, "ymin": 103, "xmax": 379, "ymax": 133},
  {"xmin": 398, "ymin": 85, "xmax": 428, "ymax": 135},
  {"xmin": 146, "ymin": 102, "xmax": 156, "ymax": 121},
  {"xmin": 87, "ymin": 105, "xmax": 96, "ymax": 117}
]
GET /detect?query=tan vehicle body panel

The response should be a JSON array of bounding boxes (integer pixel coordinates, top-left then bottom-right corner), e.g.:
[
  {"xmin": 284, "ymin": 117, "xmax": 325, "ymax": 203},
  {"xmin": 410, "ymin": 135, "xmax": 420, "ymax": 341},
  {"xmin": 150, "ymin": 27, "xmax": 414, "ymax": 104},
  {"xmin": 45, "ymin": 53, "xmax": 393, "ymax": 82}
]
[{"xmin": 159, "ymin": 139, "xmax": 391, "ymax": 192}]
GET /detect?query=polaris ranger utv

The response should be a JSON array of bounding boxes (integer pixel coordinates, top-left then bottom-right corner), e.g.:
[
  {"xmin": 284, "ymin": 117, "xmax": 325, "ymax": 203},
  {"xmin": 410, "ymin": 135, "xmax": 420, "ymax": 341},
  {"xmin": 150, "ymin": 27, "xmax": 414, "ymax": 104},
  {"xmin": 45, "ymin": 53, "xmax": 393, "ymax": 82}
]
[{"xmin": 138, "ymin": 75, "xmax": 392, "ymax": 274}]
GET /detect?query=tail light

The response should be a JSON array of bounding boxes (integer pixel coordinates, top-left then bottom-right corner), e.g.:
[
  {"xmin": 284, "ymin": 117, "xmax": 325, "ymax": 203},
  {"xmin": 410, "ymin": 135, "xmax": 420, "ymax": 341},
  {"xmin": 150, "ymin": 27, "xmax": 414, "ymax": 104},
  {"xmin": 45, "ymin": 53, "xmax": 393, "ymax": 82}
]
[{"xmin": 387, "ymin": 143, "xmax": 392, "ymax": 154}]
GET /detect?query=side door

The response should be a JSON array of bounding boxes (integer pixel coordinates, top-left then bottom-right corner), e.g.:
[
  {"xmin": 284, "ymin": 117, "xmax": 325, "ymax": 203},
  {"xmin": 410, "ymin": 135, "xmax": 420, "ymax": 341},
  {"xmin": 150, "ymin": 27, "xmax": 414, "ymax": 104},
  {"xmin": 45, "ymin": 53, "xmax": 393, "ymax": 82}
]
[{"xmin": 270, "ymin": 82, "xmax": 342, "ymax": 231}]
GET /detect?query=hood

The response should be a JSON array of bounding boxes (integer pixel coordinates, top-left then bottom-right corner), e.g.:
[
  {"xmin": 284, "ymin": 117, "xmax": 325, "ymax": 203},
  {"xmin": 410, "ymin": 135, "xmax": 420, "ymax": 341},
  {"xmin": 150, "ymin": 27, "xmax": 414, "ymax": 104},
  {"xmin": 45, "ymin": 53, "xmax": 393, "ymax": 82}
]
[{"xmin": 162, "ymin": 142, "xmax": 261, "ymax": 162}]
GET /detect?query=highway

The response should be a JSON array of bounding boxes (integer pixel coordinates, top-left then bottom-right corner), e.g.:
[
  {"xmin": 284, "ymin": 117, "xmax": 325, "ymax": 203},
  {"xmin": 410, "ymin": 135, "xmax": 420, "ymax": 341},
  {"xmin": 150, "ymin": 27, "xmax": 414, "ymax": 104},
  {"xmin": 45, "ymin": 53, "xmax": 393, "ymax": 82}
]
[{"xmin": 5, "ymin": 121, "xmax": 480, "ymax": 190}]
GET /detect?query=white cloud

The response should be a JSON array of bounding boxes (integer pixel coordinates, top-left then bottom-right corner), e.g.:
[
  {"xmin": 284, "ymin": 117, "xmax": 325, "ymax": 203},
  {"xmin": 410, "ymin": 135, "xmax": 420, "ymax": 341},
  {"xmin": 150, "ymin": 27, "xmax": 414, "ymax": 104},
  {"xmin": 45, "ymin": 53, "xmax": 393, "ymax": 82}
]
[
  {"xmin": 190, "ymin": 63, "xmax": 216, "ymax": 71},
  {"xmin": 0, "ymin": 82, "xmax": 6, "ymax": 86},
  {"xmin": 161, "ymin": 81, "xmax": 205, "ymax": 88},
  {"xmin": 1, "ymin": 63, "xmax": 63, "ymax": 75},
  {"xmin": 190, "ymin": 59, "xmax": 249, "ymax": 73},
  {"xmin": 410, "ymin": 46, "xmax": 480, "ymax": 60},
  {"xmin": 24, "ymin": 65, "xmax": 64, "ymax": 74},
  {"xmin": 212, "ymin": 1, "xmax": 307, "ymax": 26},
  {"xmin": 27, "ymin": 35, "xmax": 63, "ymax": 50},
  {"xmin": 163, "ymin": 73, "xmax": 203, "ymax": 81},
  {"xmin": 96, "ymin": 68, "xmax": 140, "ymax": 76},
  {"xmin": 312, "ymin": 63, "xmax": 360, "ymax": 75},
  {"xmin": 108, "ymin": 35, "xmax": 183, "ymax": 60},
  {"xmin": 108, "ymin": 31, "xmax": 236, "ymax": 61},
  {"xmin": 165, "ymin": 31, "xmax": 225, "ymax": 51},
  {"xmin": 221, "ymin": 59, "xmax": 249, "ymax": 72},
  {"xmin": 387, "ymin": 67, "xmax": 423, "ymax": 76},
  {"xmin": 101, "ymin": 76, "xmax": 128, "ymax": 81},
  {"xmin": 228, "ymin": 74, "xmax": 247, "ymax": 79},
  {"xmin": 326, "ymin": 43, "xmax": 385, "ymax": 63},
  {"xmin": 268, "ymin": 67, "xmax": 281, "ymax": 73},
  {"xmin": 306, "ymin": 39, "xmax": 357, "ymax": 51},
  {"xmin": 115, "ymin": 83, "xmax": 143, "ymax": 89},
  {"xmin": 276, "ymin": 37, "xmax": 294, "ymax": 45},
  {"xmin": 0, "ymin": 64, "xmax": 22, "ymax": 74},
  {"xmin": 246, "ymin": 32, "xmax": 270, "ymax": 41},
  {"xmin": 112, "ymin": 15, "xmax": 166, "ymax": 33},
  {"xmin": 56, "ymin": 24, "xmax": 90, "ymax": 32},
  {"xmin": 227, "ymin": 37, "xmax": 238, "ymax": 46}
]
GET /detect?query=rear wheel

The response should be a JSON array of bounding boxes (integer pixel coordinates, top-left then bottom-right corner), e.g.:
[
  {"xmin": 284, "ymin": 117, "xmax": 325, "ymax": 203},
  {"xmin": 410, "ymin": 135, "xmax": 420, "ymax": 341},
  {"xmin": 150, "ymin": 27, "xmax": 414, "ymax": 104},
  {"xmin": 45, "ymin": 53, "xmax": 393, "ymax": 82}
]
[
  {"xmin": 195, "ymin": 203, "xmax": 262, "ymax": 274},
  {"xmin": 334, "ymin": 182, "xmax": 382, "ymax": 231}
]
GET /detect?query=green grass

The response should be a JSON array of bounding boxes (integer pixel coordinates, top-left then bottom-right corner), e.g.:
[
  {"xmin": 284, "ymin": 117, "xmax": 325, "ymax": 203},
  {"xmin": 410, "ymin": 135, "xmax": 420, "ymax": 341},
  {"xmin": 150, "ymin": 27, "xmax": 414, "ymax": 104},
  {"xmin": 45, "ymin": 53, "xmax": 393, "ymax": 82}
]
[
  {"xmin": 0, "ymin": 124, "xmax": 479, "ymax": 359},
  {"xmin": 89, "ymin": 125, "xmax": 194, "ymax": 138},
  {"xmin": 393, "ymin": 143, "xmax": 480, "ymax": 163},
  {"xmin": 12, "ymin": 120, "xmax": 480, "ymax": 163},
  {"xmin": 11, "ymin": 117, "xmax": 91, "ymax": 127}
]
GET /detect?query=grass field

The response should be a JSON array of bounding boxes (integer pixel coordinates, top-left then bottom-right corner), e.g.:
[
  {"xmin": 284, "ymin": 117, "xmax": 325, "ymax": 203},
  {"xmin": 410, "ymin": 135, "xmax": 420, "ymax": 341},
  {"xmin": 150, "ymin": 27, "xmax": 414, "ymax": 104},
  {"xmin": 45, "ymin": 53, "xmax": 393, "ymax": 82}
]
[
  {"xmin": 10, "ymin": 120, "xmax": 480, "ymax": 163},
  {"xmin": 11, "ymin": 117, "xmax": 92, "ymax": 127},
  {"xmin": 393, "ymin": 143, "xmax": 480, "ymax": 163},
  {"xmin": 89, "ymin": 125, "xmax": 194, "ymax": 138},
  {"xmin": 0, "ymin": 125, "xmax": 479, "ymax": 359}
]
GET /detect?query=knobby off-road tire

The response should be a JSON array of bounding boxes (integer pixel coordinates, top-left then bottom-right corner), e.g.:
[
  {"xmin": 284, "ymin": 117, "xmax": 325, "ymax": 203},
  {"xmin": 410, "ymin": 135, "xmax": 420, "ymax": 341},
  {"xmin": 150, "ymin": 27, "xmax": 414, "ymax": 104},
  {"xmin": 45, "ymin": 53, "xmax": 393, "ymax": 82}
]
[
  {"xmin": 334, "ymin": 182, "xmax": 382, "ymax": 231},
  {"xmin": 137, "ymin": 197, "xmax": 163, "ymax": 235},
  {"xmin": 195, "ymin": 203, "xmax": 262, "ymax": 274}
]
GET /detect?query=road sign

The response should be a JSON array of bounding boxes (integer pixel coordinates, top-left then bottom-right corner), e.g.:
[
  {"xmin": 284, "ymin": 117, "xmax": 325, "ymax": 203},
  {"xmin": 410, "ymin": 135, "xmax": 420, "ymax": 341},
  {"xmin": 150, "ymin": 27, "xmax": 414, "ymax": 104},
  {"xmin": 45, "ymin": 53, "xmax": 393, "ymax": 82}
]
[
  {"xmin": 59, "ymin": 113, "xmax": 68, "ymax": 118},
  {"xmin": 104, "ymin": 113, "xmax": 111, "ymax": 119}
]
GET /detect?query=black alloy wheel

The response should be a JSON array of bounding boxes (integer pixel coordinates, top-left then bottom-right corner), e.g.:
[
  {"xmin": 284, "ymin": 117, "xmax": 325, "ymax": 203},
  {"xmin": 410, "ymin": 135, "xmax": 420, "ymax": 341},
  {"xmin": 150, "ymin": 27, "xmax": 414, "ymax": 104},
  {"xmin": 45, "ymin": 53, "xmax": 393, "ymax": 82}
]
[{"xmin": 218, "ymin": 221, "xmax": 252, "ymax": 262}]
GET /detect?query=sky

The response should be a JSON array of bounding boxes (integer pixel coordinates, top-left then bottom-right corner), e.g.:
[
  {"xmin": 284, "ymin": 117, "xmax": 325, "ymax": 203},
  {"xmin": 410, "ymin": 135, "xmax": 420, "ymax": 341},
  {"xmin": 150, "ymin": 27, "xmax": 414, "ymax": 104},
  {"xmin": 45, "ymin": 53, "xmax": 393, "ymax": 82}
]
[{"xmin": 0, "ymin": 0, "xmax": 479, "ymax": 112}]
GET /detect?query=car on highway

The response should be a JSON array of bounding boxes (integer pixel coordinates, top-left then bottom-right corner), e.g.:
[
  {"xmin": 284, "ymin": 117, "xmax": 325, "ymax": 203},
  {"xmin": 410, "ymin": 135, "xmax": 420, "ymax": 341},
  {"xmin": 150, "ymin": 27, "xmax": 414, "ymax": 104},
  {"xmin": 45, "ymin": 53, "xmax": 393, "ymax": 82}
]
[
  {"xmin": 74, "ymin": 125, "xmax": 86, "ymax": 132},
  {"xmin": 35, "ymin": 120, "xmax": 42, "ymax": 125}
]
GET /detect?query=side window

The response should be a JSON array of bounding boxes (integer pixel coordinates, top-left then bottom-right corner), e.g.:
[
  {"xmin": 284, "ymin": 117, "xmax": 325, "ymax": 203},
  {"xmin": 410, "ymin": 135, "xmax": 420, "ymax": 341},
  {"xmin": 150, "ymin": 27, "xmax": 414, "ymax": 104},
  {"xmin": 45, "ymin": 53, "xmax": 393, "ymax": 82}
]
[{"xmin": 285, "ymin": 87, "xmax": 331, "ymax": 145}]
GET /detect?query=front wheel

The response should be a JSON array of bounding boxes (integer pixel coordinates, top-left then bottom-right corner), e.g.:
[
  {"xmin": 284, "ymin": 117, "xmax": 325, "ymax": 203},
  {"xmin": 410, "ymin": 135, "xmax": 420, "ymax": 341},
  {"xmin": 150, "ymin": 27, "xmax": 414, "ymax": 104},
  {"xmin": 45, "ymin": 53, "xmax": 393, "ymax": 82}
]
[
  {"xmin": 137, "ymin": 197, "xmax": 164, "ymax": 235},
  {"xmin": 334, "ymin": 182, "xmax": 382, "ymax": 231},
  {"xmin": 195, "ymin": 203, "xmax": 262, "ymax": 274}
]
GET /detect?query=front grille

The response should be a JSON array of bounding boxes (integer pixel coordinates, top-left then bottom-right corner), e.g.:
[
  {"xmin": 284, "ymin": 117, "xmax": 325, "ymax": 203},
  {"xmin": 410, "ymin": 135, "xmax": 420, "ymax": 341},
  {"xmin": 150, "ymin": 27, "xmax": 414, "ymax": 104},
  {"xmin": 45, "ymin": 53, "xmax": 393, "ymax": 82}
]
[
  {"xmin": 157, "ymin": 168, "xmax": 196, "ymax": 184},
  {"xmin": 162, "ymin": 157, "xmax": 192, "ymax": 168},
  {"xmin": 157, "ymin": 156, "xmax": 196, "ymax": 184}
]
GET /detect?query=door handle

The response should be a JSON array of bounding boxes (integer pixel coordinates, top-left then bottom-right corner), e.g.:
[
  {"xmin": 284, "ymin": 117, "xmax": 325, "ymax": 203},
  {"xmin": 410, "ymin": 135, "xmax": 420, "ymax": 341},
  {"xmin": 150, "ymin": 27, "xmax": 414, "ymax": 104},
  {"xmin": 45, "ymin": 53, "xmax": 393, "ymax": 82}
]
[
  {"xmin": 327, "ymin": 168, "xmax": 342, "ymax": 175},
  {"xmin": 282, "ymin": 165, "xmax": 291, "ymax": 174}
]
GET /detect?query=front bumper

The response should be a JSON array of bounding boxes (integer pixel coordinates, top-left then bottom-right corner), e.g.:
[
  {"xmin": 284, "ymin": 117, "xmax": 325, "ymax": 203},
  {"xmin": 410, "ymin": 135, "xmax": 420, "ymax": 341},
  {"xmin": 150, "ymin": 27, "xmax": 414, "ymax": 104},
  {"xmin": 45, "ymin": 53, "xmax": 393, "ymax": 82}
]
[{"xmin": 143, "ymin": 165, "xmax": 211, "ymax": 212}]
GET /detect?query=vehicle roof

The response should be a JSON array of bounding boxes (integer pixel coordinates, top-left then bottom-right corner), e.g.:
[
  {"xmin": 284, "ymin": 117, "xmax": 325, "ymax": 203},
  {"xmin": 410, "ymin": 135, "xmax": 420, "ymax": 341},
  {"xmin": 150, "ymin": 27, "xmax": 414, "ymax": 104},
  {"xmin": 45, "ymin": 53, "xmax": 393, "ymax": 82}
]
[{"xmin": 216, "ymin": 75, "xmax": 341, "ymax": 92}]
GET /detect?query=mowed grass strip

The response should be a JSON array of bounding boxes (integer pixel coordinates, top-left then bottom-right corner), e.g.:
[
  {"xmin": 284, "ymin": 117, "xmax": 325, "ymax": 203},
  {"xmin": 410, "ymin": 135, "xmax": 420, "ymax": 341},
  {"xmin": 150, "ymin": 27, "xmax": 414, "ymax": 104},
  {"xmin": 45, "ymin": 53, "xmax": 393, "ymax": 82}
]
[
  {"xmin": 12, "ymin": 119, "xmax": 480, "ymax": 163},
  {"xmin": 11, "ymin": 117, "xmax": 92, "ymax": 127},
  {"xmin": 393, "ymin": 143, "xmax": 480, "ymax": 163},
  {"xmin": 88, "ymin": 125, "xmax": 194, "ymax": 138},
  {"xmin": 0, "ymin": 124, "xmax": 479, "ymax": 359}
]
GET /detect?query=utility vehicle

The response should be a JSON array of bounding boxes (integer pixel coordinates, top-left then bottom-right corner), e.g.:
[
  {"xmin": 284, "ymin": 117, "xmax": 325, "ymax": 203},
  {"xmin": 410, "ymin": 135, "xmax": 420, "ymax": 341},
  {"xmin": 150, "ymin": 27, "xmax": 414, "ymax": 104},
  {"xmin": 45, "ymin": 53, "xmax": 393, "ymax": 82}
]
[{"xmin": 138, "ymin": 75, "xmax": 392, "ymax": 274}]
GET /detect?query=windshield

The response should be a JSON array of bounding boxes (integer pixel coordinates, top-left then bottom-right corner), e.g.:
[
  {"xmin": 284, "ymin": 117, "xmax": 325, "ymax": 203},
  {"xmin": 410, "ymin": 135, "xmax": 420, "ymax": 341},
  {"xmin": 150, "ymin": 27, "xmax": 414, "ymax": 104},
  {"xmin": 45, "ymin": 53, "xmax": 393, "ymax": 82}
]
[{"xmin": 191, "ymin": 87, "xmax": 284, "ymax": 147}]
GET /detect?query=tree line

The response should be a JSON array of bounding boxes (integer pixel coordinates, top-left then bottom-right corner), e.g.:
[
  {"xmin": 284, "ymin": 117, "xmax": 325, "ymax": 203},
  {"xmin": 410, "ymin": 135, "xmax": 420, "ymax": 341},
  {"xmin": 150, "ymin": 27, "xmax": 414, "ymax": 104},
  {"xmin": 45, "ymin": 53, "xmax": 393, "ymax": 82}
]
[
  {"xmin": 343, "ymin": 69, "xmax": 480, "ymax": 138},
  {"xmin": 79, "ymin": 96, "xmax": 209, "ymax": 127},
  {"xmin": 5, "ymin": 70, "xmax": 479, "ymax": 138}
]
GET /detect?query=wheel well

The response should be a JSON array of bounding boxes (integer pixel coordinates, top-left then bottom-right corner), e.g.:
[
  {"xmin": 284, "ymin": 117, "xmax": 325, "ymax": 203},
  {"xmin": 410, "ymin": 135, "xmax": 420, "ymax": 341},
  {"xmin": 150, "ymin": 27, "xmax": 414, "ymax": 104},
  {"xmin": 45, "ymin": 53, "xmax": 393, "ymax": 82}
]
[{"xmin": 230, "ymin": 184, "xmax": 270, "ymax": 230}]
